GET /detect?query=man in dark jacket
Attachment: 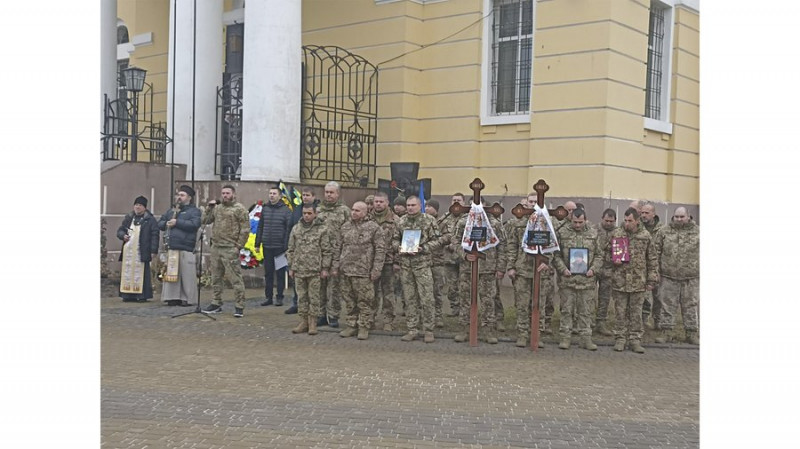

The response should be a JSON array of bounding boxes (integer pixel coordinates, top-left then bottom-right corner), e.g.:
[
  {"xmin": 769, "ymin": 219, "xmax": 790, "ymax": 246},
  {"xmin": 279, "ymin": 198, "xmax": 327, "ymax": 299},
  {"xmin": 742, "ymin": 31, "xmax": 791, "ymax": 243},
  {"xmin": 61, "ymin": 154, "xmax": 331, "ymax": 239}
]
[
  {"xmin": 158, "ymin": 185, "xmax": 202, "ymax": 306},
  {"xmin": 255, "ymin": 186, "xmax": 292, "ymax": 306},
  {"xmin": 117, "ymin": 196, "xmax": 160, "ymax": 302}
]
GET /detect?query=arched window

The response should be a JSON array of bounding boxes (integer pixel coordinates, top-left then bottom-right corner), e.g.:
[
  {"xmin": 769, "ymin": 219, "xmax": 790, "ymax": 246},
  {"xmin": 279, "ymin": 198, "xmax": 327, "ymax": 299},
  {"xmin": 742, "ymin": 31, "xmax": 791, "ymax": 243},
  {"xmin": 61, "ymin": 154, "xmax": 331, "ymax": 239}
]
[{"xmin": 117, "ymin": 25, "xmax": 129, "ymax": 45}]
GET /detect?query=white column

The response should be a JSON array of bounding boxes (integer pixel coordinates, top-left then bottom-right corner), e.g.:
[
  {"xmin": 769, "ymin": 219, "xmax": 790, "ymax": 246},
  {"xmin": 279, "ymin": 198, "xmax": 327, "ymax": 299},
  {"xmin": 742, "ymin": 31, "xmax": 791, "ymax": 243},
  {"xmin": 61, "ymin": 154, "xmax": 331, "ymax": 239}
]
[
  {"xmin": 241, "ymin": 0, "xmax": 302, "ymax": 182},
  {"xmin": 100, "ymin": 0, "xmax": 117, "ymax": 157},
  {"xmin": 167, "ymin": 0, "xmax": 223, "ymax": 181}
]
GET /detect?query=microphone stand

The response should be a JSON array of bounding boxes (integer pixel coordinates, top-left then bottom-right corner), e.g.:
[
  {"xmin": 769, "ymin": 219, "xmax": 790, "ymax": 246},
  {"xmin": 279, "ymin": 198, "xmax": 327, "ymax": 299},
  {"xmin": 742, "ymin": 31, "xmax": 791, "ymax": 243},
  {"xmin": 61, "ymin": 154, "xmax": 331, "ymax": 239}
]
[{"xmin": 172, "ymin": 223, "xmax": 215, "ymax": 320}]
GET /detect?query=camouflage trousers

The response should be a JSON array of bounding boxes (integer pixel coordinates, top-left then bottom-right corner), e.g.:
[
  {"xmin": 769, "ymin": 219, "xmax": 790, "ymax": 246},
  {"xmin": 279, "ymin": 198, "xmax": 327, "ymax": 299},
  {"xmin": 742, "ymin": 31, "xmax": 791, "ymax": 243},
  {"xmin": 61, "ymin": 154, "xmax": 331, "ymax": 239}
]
[
  {"xmin": 494, "ymin": 278, "xmax": 505, "ymax": 321},
  {"xmin": 320, "ymin": 275, "xmax": 342, "ymax": 320},
  {"xmin": 658, "ymin": 277, "xmax": 699, "ymax": 332},
  {"xmin": 400, "ymin": 265, "xmax": 435, "ymax": 333},
  {"xmin": 295, "ymin": 274, "xmax": 321, "ymax": 320},
  {"xmin": 340, "ymin": 275, "xmax": 376, "ymax": 330},
  {"xmin": 596, "ymin": 276, "xmax": 613, "ymax": 325},
  {"xmin": 431, "ymin": 264, "xmax": 449, "ymax": 321},
  {"xmin": 209, "ymin": 246, "xmax": 245, "ymax": 309},
  {"xmin": 511, "ymin": 276, "xmax": 546, "ymax": 339},
  {"xmin": 441, "ymin": 263, "xmax": 461, "ymax": 314},
  {"xmin": 456, "ymin": 268, "xmax": 497, "ymax": 329},
  {"xmin": 612, "ymin": 290, "xmax": 647, "ymax": 342},
  {"xmin": 542, "ymin": 274, "xmax": 555, "ymax": 327},
  {"xmin": 558, "ymin": 287, "xmax": 594, "ymax": 338},
  {"xmin": 375, "ymin": 264, "xmax": 396, "ymax": 324}
]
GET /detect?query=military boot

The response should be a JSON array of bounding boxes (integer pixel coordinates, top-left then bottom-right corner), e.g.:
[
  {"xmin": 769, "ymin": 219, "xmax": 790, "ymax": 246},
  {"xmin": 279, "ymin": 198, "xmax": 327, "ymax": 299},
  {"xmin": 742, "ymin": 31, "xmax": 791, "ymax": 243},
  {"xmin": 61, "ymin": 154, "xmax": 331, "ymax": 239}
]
[
  {"xmin": 292, "ymin": 319, "xmax": 309, "ymax": 334},
  {"xmin": 339, "ymin": 327, "xmax": 357, "ymax": 338},
  {"xmin": 686, "ymin": 331, "xmax": 700, "ymax": 345},
  {"xmin": 423, "ymin": 332, "xmax": 435, "ymax": 343},
  {"xmin": 357, "ymin": 328, "xmax": 369, "ymax": 340},
  {"xmin": 307, "ymin": 316, "xmax": 318, "ymax": 335},
  {"xmin": 654, "ymin": 329, "xmax": 670, "ymax": 344},
  {"xmin": 516, "ymin": 335, "xmax": 527, "ymax": 348},
  {"xmin": 401, "ymin": 330, "xmax": 418, "ymax": 342},
  {"xmin": 613, "ymin": 339, "xmax": 626, "ymax": 352},
  {"xmin": 581, "ymin": 335, "xmax": 598, "ymax": 351},
  {"xmin": 630, "ymin": 340, "xmax": 645, "ymax": 354},
  {"xmin": 558, "ymin": 336, "xmax": 571, "ymax": 350},
  {"xmin": 485, "ymin": 330, "xmax": 498, "ymax": 344},
  {"xmin": 453, "ymin": 325, "xmax": 468, "ymax": 343}
]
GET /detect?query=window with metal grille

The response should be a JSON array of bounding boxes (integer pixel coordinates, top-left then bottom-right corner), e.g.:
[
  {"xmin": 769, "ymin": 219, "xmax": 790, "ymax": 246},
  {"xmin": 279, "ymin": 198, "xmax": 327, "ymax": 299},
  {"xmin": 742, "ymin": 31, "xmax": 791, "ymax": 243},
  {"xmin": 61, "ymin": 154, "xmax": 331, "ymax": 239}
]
[
  {"xmin": 645, "ymin": 2, "xmax": 672, "ymax": 122},
  {"xmin": 490, "ymin": 0, "xmax": 533, "ymax": 115}
]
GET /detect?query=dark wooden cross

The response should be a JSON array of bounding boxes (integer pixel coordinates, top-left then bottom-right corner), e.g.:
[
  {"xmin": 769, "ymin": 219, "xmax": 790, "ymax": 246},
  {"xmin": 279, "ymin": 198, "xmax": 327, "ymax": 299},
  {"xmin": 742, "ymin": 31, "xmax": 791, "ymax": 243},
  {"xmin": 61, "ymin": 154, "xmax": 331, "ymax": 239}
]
[
  {"xmin": 510, "ymin": 179, "xmax": 568, "ymax": 351},
  {"xmin": 449, "ymin": 178, "xmax": 505, "ymax": 347}
]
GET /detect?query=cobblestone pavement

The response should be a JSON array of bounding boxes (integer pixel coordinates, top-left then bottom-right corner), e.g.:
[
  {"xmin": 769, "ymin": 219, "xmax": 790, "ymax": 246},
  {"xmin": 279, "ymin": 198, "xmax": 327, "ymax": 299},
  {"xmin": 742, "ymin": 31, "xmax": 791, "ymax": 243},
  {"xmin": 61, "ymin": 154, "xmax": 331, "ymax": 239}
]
[{"xmin": 102, "ymin": 287, "xmax": 698, "ymax": 448}]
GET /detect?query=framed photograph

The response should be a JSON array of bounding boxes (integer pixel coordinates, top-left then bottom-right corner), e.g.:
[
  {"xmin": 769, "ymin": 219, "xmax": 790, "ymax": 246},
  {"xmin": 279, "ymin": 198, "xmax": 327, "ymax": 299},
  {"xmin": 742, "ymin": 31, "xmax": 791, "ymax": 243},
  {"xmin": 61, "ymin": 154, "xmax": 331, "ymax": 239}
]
[
  {"xmin": 611, "ymin": 237, "xmax": 630, "ymax": 263},
  {"xmin": 569, "ymin": 248, "xmax": 589, "ymax": 274},
  {"xmin": 470, "ymin": 226, "xmax": 487, "ymax": 242},
  {"xmin": 400, "ymin": 229, "xmax": 421, "ymax": 254}
]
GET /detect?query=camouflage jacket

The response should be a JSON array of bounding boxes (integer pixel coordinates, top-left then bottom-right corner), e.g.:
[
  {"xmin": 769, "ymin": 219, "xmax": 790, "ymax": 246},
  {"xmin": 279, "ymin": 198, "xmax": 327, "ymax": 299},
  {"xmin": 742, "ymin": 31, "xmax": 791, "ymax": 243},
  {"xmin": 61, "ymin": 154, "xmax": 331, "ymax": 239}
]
[
  {"xmin": 370, "ymin": 208, "xmax": 398, "ymax": 265},
  {"xmin": 604, "ymin": 224, "xmax": 659, "ymax": 292},
  {"xmin": 433, "ymin": 213, "xmax": 462, "ymax": 266},
  {"xmin": 552, "ymin": 225, "xmax": 602, "ymax": 290},
  {"xmin": 316, "ymin": 199, "xmax": 351, "ymax": 246},
  {"xmin": 334, "ymin": 219, "xmax": 386, "ymax": 278},
  {"xmin": 594, "ymin": 223, "xmax": 617, "ymax": 279},
  {"xmin": 452, "ymin": 214, "xmax": 506, "ymax": 274},
  {"xmin": 654, "ymin": 220, "xmax": 699, "ymax": 280},
  {"xmin": 391, "ymin": 212, "xmax": 443, "ymax": 268},
  {"xmin": 503, "ymin": 217, "xmax": 554, "ymax": 279},
  {"xmin": 201, "ymin": 201, "xmax": 249, "ymax": 248},
  {"xmin": 286, "ymin": 217, "xmax": 332, "ymax": 277},
  {"xmin": 642, "ymin": 216, "xmax": 663, "ymax": 241}
]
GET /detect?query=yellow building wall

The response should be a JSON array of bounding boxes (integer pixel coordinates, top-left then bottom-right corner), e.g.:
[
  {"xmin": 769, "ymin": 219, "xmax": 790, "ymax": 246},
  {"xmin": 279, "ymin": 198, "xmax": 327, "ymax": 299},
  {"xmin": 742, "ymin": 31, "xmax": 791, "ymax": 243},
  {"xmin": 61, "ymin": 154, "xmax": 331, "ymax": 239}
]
[
  {"xmin": 302, "ymin": 0, "xmax": 699, "ymax": 206},
  {"xmin": 117, "ymin": 0, "xmax": 699, "ymax": 206}
]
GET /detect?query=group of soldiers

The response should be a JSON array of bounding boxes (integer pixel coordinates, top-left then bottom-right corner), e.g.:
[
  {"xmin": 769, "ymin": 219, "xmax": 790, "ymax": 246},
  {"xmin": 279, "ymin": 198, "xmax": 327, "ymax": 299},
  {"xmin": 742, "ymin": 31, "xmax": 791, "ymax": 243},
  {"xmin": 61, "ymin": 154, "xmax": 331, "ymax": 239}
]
[
  {"xmin": 144, "ymin": 181, "xmax": 698, "ymax": 353},
  {"xmin": 275, "ymin": 182, "xmax": 700, "ymax": 353}
]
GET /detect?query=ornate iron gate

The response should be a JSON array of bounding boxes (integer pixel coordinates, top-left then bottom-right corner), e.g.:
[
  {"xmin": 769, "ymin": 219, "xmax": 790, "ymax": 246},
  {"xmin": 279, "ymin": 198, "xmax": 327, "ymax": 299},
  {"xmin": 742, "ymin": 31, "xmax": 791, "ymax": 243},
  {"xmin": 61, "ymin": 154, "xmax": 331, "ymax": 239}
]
[
  {"xmin": 215, "ymin": 73, "xmax": 244, "ymax": 180},
  {"xmin": 301, "ymin": 45, "xmax": 378, "ymax": 187}
]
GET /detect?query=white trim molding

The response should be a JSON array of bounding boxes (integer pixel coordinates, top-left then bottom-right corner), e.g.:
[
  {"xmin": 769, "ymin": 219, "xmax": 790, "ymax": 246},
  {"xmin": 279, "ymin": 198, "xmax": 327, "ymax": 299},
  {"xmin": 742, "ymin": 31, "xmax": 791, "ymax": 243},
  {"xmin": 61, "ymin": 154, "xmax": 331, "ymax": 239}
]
[
  {"xmin": 644, "ymin": 117, "xmax": 673, "ymax": 135},
  {"xmin": 223, "ymin": 8, "xmax": 244, "ymax": 25},
  {"xmin": 480, "ymin": 0, "xmax": 535, "ymax": 126},
  {"xmin": 117, "ymin": 32, "xmax": 153, "ymax": 60}
]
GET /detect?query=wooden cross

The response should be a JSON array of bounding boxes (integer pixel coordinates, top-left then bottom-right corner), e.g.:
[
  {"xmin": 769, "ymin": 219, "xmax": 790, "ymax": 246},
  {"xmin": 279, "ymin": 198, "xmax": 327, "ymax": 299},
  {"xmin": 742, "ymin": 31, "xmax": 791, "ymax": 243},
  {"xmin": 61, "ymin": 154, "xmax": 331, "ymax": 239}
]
[
  {"xmin": 511, "ymin": 179, "xmax": 568, "ymax": 352},
  {"xmin": 448, "ymin": 178, "xmax": 505, "ymax": 347}
]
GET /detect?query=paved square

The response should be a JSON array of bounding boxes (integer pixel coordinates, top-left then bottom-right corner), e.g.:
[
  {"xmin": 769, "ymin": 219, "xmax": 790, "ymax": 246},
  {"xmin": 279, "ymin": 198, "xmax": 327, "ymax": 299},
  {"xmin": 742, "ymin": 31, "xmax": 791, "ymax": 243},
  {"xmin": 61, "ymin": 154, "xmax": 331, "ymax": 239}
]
[{"xmin": 102, "ymin": 289, "xmax": 698, "ymax": 448}]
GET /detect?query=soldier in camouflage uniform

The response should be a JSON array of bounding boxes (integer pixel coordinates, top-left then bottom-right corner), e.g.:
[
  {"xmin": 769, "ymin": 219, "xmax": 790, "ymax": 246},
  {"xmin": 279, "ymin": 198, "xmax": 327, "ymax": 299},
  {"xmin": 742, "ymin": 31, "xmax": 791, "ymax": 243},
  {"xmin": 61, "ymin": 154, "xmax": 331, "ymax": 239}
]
[
  {"xmin": 605, "ymin": 207, "xmax": 659, "ymax": 354},
  {"xmin": 552, "ymin": 209, "xmax": 602, "ymax": 350},
  {"xmin": 593, "ymin": 208, "xmax": 617, "ymax": 336},
  {"xmin": 370, "ymin": 191, "xmax": 399, "ymax": 331},
  {"xmin": 653, "ymin": 207, "xmax": 699, "ymax": 345},
  {"xmin": 315, "ymin": 181, "xmax": 351, "ymax": 328},
  {"xmin": 639, "ymin": 201, "xmax": 664, "ymax": 329},
  {"xmin": 452, "ymin": 210, "xmax": 506, "ymax": 344},
  {"xmin": 333, "ymin": 202, "xmax": 386, "ymax": 340},
  {"xmin": 504, "ymin": 200, "xmax": 548, "ymax": 349},
  {"xmin": 201, "ymin": 185, "xmax": 250, "ymax": 317},
  {"xmin": 392, "ymin": 196, "xmax": 443, "ymax": 343},
  {"xmin": 287, "ymin": 203, "xmax": 332, "ymax": 335},
  {"xmin": 441, "ymin": 193, "xmax": 467, "ymax": 317},
  {"xmin": 427, "ymin": 199, "xmax": 452, "ymax": 328},
  {"xmin": 531, "ymin": 193, "xmax": 559, "ymax": 334}
]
